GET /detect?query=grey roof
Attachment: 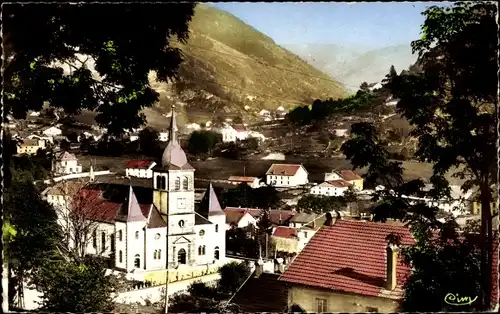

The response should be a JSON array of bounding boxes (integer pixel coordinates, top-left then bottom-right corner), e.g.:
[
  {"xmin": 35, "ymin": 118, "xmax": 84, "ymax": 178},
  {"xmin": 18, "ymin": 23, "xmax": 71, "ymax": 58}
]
[
  {"xmin": 161, "ymin": 105, "xmax": 191, "ymax": 169},
  {"xmin": 290, "ymin": 212, "xmax": 319, "ymax": 223},
  {"xmin": 195, "ymin": 212, "xmax": 212, "ymax": 225},
  {"xmin": 198, "ymin": 182, "xmax": 225, "ymax": 217},
  {"xmin": 117, "ymin": 186, "xmax": 148, "ymax": 222}
]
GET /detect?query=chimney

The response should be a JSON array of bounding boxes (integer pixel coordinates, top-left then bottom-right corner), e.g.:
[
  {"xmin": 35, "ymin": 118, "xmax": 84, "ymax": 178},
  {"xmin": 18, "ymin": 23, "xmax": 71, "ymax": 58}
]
[
  {"xmin": 324, "ymin": 213, "xmax": 334, "ymax": 226},
  {"xmin": 385, "ymin": 244, "xmax": 399, "ymax": 290},
  {"xmin": 254, "ymin": 258, "xmax": 264, "ymax": 278}
]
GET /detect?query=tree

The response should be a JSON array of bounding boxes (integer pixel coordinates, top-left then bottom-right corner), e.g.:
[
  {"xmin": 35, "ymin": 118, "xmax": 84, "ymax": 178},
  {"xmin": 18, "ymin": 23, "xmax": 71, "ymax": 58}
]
[
  {"xmin": 60, "ymin": 139, "xmax": 71, "ymax": 151},
  {"xmin": 52, "ymin": 180, "xmax": 111, "ymax": 259},
  {"xmin": 137, "ymin": 127, "xmax": 160, "ymax": 156},
  {"xmin": 33, "ymin": 255, "xmax": 120, "ymax": 312},
  {"xmin": 341, "ymin": 2, "xmax": 497, "ymax": 310},
  {"xmin": 359, "ymin": 82, "xmax": 369, "ymax": 92},
  {"xmin": 217, "ymin": 261, "xmax": 251, "ymax": 296},
  {"xmin": 253, "ymin": 185, "xmax": 281, "ymax": 209},
  {"xmin": 296, "ymin": 195, "xmax": 344, "ymax": 214},
  {"xmin": 188, "ymin": 130, "xmax": 222, "ymax": 155},
  {"xmin": 3, "ymin": 3, "xmax": 196, "ymax": 135}
]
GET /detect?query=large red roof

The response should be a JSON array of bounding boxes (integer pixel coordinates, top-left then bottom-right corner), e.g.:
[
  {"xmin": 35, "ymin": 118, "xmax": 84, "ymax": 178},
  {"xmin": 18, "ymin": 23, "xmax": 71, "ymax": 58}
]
[
  {"xmin": 279, "ymin": 219, "xmax": 415, "ymax": 299},
  {"xmin": 273, "ymin": 226, "xmax": 298, "ymax": 239},
  {"xmin": 337, "ymin": 169, "xmax": 362, "ymax": 181},
  {"xmin": 266, "ymin": 164, "xmax": 304, "ymax": 176},
  {"xmin": 125, "ymin": 160, "xmax": 155, "ymax": 169}
]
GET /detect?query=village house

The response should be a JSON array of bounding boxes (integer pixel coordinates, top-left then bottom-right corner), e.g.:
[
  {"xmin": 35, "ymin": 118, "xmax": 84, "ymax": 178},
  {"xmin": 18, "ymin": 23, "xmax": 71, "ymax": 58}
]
[
  {"xmin": 158, "ymin": 130, "xmax": 170, "ymax": 142},
  {"xmin": 324, "ymin": 169, "xmax": 364, "ymax": 191},
  {"xmin": 223, "ymin": 207, "xmax": 296, "ymax": 230},
  {"xmin": 45, "ymin": 105, "xmax": 227, "ymax": 284},
  {"xmin": 334, "ymin": 129, "xmax": 349, "ymax": 137},
  {"xmin": 125, "ymin": 160, "xmax": 157, "ymax": 179},
  {"xmin": 279, "ymin": 217, "xmax": 415, "ymax": 312},
  {"xmin": 228, "ymin": 176, "xmax": 261, "ymax": 188},
  {"xmin": 220, "ymin": 124, "xmax": 249, "ymax": 143},
  {"xmin": 266, "ymin": 164, "xmax": 309, "ymax": 187},
  {"xmin": 129, "ymin": 133, "xmax": 139, "ymax": 142},
  {"xmin": 17, "ymin": 138, "xmax": 46, "ymax": 155},
  {"xmin": 310, "ymin": 180, "xmax": 352, "ymax": 196},
  {"xmin": 469, "ymin": 188, "xmax": 498, "ymax": 215},
  {"xmin": 42, "ymin": 125, "xmax": 62, "ymax": 137},
  {"xmin": 52, "ymin": 151, "xmax": 83, "ymax": 175}
]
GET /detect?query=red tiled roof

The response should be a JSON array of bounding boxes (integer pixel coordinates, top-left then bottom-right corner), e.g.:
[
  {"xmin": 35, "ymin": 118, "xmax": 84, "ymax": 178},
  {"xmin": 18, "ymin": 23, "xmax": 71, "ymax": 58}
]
[
  {"xmin": 279, "ymin": 219, "xmax": 415, "ymax": 299},
  {"xmin": 224, "ymin": 207, "xmax": 296, "ymax": 226},
  {"xmin": 266, "ymin": 164, "xmax": 304, "ymax": 176},
  {"xmin": 56, "ymin": 151, "xmax": 77, "ymax": 161},
  {"xmin": 273, "ymin": 226, "xmax": 298, "ymax": 239},
  {"xmin": 225, "ymin": 210, "xmax": 248, "ymax": 226},
  {"xmin": 326, "ymin": 180, "xmax": 352, "ymax": 188},
  {"xmin": 338, "ymin": 170, "xmax": 362, "ymax": 181},
  {"xmin": 125, "ymin": 160, "xmax": 155, "ymax": 169},
  {"xmin": 228, "ymin": 176, "xmax": 257, "ymax": 183}
]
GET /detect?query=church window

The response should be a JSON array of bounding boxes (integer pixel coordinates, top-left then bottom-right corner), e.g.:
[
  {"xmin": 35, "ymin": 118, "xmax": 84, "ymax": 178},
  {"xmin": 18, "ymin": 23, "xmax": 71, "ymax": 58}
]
[
  {"xmin": 177, "ymin": 198, "xmax": 186, "ymax": 209},
  {"xmin": 198, "ymin": 246, "xmax": 203, "ymax": 255},
  {"xmin": 199, "ymin": 230, "xmax": 205, "ymax": 236},
  {"xmin": 175, "ymin": 177, "xmax": 181, "ymax": 190},
  {"xmin": 158, "ymin": 249, "xmax": 161, "ymax": 259},
  {"xmin": 202, "ymin": 246, "xmax": 206, "ymax": 255},
  {"xmin": 119, "ymin": 250, "xmax": 123, "ymax": 263},
  {"xmin": 135, "ymin": 231, "xmax": 139, "ymax": 240},
  {"xmin": 134, "ymin": 254, "xmax": 141, "ymax": 268},
  {"xmin": 155, "ymin": 233, "xmax": 161, "ymax": 240},
  {"xmin": 178, "ymin": 220, "xmax": 185, "ymax": 228},
  {"xmin": 153, "ymin": 250, "xmax": 157, "ymax": 260},
  {"xmin": 214, "ymin": 247, "xmax": 220, "ymax": 260},
  {"xmin": 182, "ymin": 176, "xmax": 189, "ymax": 190},
  {"xmin": 156, "ymin": 176, "xmax": 162, "ymax": 189},
  {"xmin": 215, "ymin": 224, "xmax": 219, "ymax": 233},
  {"xmin": 161, "ymin": 176, "xmax": 166, "ymax": 190},
  {"xmin": 118, "ymin": 230, "xmax": 123, "ymax": 241}
]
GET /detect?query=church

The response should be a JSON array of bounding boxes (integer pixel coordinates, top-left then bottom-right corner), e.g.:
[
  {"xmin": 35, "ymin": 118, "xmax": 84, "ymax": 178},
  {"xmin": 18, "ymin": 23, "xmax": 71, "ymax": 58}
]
[{"xmin": 50, "ymin": 105, "xmax": 226, "ymax": 281}]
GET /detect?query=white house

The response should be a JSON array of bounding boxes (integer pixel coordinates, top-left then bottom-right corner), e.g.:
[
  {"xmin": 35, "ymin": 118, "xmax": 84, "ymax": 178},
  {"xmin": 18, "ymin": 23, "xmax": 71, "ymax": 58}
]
[
  {"xmin": 185, "ymin": 123, "xmax": 201, "ymax": 131},
  {"xmin": 129, "ymin": 133, "xmax": 139, "ymax": 142},
  {"xmin": 310, "ymin": 180, "xmax": 351, "ymax": 196},
  {"xmin": 224, "ymin": 207, "xmax": 258, "ymax": 230},
  {"xmin": 158, "ymin": 130, "xmax": 170, "ymax": 142},
  {"xmin": 334, "ymin": 129, "xmax": 349, "ymax": 137},
  {"xmin": 48, "ymin": 105, "xmax": 227, "ymax": 280},
  {"xmin": 125, "ymin": 160, "xmax": 157, "ymax": 179},
  {"xmin": 221, "ymin": 124, "xmax": 249, "ymax": 143},
  {"xmin": 265, "ymin": 164, "xmax": 309, "ymax": 187},
  {"xmin": 53, "ymin": 151, "xmax": 83, "ymax": 175},
  {"xmin": 43, "ymin": 126, "xmax": 62, "ymax": 137},
  {"xmin": 324, "ymin": 169, "xmax": 364, "ymax": 191},
  {"xmin": 259, "ymin": 109, "xmax": 270, "ymax": 116},
  {"xmin": 228, "ymin": 176, "xmax": 260, "ymax": 189}
]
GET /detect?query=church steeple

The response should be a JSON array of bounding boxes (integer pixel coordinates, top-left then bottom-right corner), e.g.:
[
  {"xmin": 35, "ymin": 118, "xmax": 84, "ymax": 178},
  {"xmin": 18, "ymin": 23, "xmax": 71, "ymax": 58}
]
[{"xmin": 160, "ymin": 105, "xmax": 191, "ymax": 169}]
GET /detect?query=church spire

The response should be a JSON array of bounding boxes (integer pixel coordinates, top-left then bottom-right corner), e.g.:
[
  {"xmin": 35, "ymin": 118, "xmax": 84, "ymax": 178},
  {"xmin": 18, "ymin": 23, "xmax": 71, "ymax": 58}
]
[{"xmin": 169, "ymin": 105, "xmax": 178, "ymax": 144}]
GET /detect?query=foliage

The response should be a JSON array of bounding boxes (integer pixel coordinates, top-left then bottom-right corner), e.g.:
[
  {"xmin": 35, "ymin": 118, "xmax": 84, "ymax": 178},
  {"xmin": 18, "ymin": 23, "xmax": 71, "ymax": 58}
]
[
  {"xmin": 3, "ymin": 3, "xmax": 196, "ymax": 135},
  {"xmin": 226, "ymin": 226, "xmax": 259, "ymax": 258},
  {"xmin": 296, "ymin": 194, "xmax": 345, "ymax": 214},
  {"xmin": 217, "ymin": 261, "xmax": 252, "ymax": 295},
  {"xmin": 33, "ymin": 255, "xmax": 119, "ymax": 312},
  {"xmin": 188, "ymin": 130, "xmax": 222, "ymax": 155},
  {"xmin": 220, "ymin": 183, "xmax": 280, "ymax": 209},
  {"xmin": 341, "ymin": 1, "xmax": 497, "ymax": 310},
  {"xmin": 60, "ymin": 139, "xmax": 71, "ymax": 151},
  {"xmin": 188, "ymin": 281, "xmax": 221, "ymax": 300},
  {"xmin": 138, "ymin": 126, "xmax": 160, "ymax": 157},
  {"xmin": 11, "ymin": 153, "xmax": 51, "ymax": 181}
]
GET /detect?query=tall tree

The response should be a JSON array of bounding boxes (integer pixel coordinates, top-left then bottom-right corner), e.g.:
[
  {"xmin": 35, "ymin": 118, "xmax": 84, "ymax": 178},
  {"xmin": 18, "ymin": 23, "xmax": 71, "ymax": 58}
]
[
  {"xmin": 342, "ymin": 1, "xmax": 498, "ymax": 310},
  {"xmin": 138, "ymin": 126, "xmax": 160, "ymax": 157},
  {"xmin": 3, "ymin": 3, "xmax": 196, "ymax": 135}
]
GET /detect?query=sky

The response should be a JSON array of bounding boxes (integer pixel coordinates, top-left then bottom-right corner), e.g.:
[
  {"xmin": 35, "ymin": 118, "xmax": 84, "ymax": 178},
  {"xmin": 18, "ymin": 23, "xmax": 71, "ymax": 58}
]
[{"xmin": 212, "ymin": 2, "xmax": 453, "ymax": 50}]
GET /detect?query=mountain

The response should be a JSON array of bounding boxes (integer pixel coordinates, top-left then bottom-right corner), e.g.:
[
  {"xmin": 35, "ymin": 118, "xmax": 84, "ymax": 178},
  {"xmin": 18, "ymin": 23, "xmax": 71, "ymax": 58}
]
[
  {"xmin": 283, "ymin": 43, "xmax": 418, "ymax": 93},
  {"xmin": 144, "ymin": 4, "xmax": 347, "ymax": 128}
]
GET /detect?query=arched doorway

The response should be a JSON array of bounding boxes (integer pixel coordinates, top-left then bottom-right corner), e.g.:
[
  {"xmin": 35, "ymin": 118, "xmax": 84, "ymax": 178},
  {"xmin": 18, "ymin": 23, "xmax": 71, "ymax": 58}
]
[
  {"xmin": 134, "ymin": 254, "xmax": 140, "ymax": 268},
  {"xmin": 214, "ymin": 246, "xmax": 220, "ymax": 260},
  {"xmin": 177, "ymin": 248, "xmax": 187, "ymax": 264}
]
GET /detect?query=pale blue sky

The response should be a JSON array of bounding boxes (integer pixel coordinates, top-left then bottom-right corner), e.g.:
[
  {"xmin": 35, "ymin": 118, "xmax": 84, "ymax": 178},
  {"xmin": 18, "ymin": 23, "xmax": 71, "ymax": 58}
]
[{"xmin": 212, "ymin": 2, "xmax": 453, "ymax": 50}]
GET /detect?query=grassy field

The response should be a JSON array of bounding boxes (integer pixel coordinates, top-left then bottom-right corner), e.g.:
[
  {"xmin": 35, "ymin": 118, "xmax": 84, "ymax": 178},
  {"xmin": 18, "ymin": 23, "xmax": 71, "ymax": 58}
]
[{"xmin": 77, "ymin": 154, "xmax": 464, "ymax": 186}]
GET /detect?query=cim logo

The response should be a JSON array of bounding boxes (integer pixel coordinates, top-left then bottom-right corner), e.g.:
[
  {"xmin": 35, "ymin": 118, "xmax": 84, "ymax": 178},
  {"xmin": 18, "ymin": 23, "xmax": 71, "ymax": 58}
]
[{"xmin": 444, "ymin": 293, "xmax": 478, "ymax": 306}]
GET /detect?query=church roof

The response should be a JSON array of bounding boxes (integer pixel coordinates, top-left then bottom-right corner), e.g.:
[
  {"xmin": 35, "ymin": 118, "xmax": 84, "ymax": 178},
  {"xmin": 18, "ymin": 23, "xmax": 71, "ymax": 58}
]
[
  {"xmin": 198, "ymin": 182, "xmax": 225, "ymax": 217},
  {"xmin": 115, "ymin": 186, "xmax": 148, "ymax": 222},
  {"xmin": 160, "ymin": 105, "xmax": 193, "ymax": 170}
]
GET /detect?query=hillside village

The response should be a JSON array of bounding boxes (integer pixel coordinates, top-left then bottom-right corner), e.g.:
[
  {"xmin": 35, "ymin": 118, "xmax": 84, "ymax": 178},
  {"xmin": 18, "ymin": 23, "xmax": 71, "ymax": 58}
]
[{"xmin": 3, "ymin": 2, "xmax": 498, "ymax": 314}]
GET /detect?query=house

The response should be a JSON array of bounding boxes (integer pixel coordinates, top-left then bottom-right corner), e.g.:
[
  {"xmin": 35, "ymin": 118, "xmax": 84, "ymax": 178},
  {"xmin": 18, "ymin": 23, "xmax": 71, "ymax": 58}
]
[
  {"xmin": 324, "ymin": 169, "xmax": 363, "ymax": 191},
  {"xmin": 221, "ymin": 124, "xmax": 249, "ymax": 143},
  {"xmin": 289, "ymin": 212, "xmax": 320, "ymax": 229},
  {"xmin": 230, "ymin": 263, "xmax": 289, "ymax": 312},
  {"xmin": 26, "ymin": 134, "xmax": 54, "ymax": 144},
  {"xmin": 53, "ymin": 151, "xmax": 83, "ymax": 175},
  {"xmin": 129, "ymin": 133, "xmax": 139, "ymax": 142},
  {"xmin": 125, "ymin": 160, "xmax": 157, "ymax": 179},
  {"xmin": 271, "ymin": 227, "xmax": 299, "ymax": 254},
  {"xmin": 224, "ymin": 207, "xmax": 296, "ymax": 229},
  {"xmin": 228, "ymin": 176, "xmax": 260, "ymax": 188},
  {"xmin": 469, "ymin": 189, "xmax": 498, "ymax": 215},
  {"xmin": 279, "ymin": 218, "xmax": 415, "ymax": 312},
  {"xmin": 43, "ymin": 126, "xmax": 62, "ymax": 137},
  {"xmin": 266, "ymin": 164, "xmax": 309, "ymax": 187},
  {"xmin": 17, "ymin": 138, "xmax": 46, "ymax": 155},
  {"xmin": 334, "ymin": 129, "xmax": 349, "ymax": 137},
  {"xmin": 310, "ymin": 180, "xmax": 351, "ymax": 196},
  {"xmin": 259, "ymin": 109, "xmax": 271, "ymax": 117},
  {"xmin": 158, "ymin": 130, "xmax": 170, "ymax": 142},
  {"xmin": 46, "ymin": 105, "xmax": 227, "ymax": 282}
]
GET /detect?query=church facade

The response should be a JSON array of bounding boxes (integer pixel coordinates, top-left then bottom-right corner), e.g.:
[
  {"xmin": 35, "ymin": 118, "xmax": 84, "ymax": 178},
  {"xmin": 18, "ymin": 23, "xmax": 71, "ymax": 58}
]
[{"xmin": 48, "ymin": 105, "xmax": 226, "ymax": 279}]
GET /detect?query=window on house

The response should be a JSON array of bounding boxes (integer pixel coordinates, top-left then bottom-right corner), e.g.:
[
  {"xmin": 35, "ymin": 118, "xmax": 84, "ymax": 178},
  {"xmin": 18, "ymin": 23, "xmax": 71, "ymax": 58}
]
[
  {"xmin": 161, "ymin": 176, "xmax": 166, "ymax": 190},
  {"xmin": 135, "ymin": 231, "xmax": 139, "ymax": 240},
  {"xmin": 92, "ymin": 230, "xmax": 97, "ymax": 248},
  {"xmin": 134, "ymin": 254, "xmax": 141, "ymax": 268},
  {"xmin": 304, "ymin": 232, "xmax": 308, "ymax": 238},
  {"xmin": 175, "ymin": 177, "xmax": 181, "ymax": 190},
  {"xmin": 214, "ymin": 246, "xmax": 220, "ymax": 260},
  {"xmin": 101, "ymin": 232, "xmax": 106, "ymax": 250},
  {"xmin": 156, "ymin": 176, "xmax": 162, "ymax": 189},
  {"xmin": 119, "ymin": 250, "xmax": 123, "ymax": 263},
  {"xmin": 316, "ymin": 298, "xmax": 327, "ymax": 313}
]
